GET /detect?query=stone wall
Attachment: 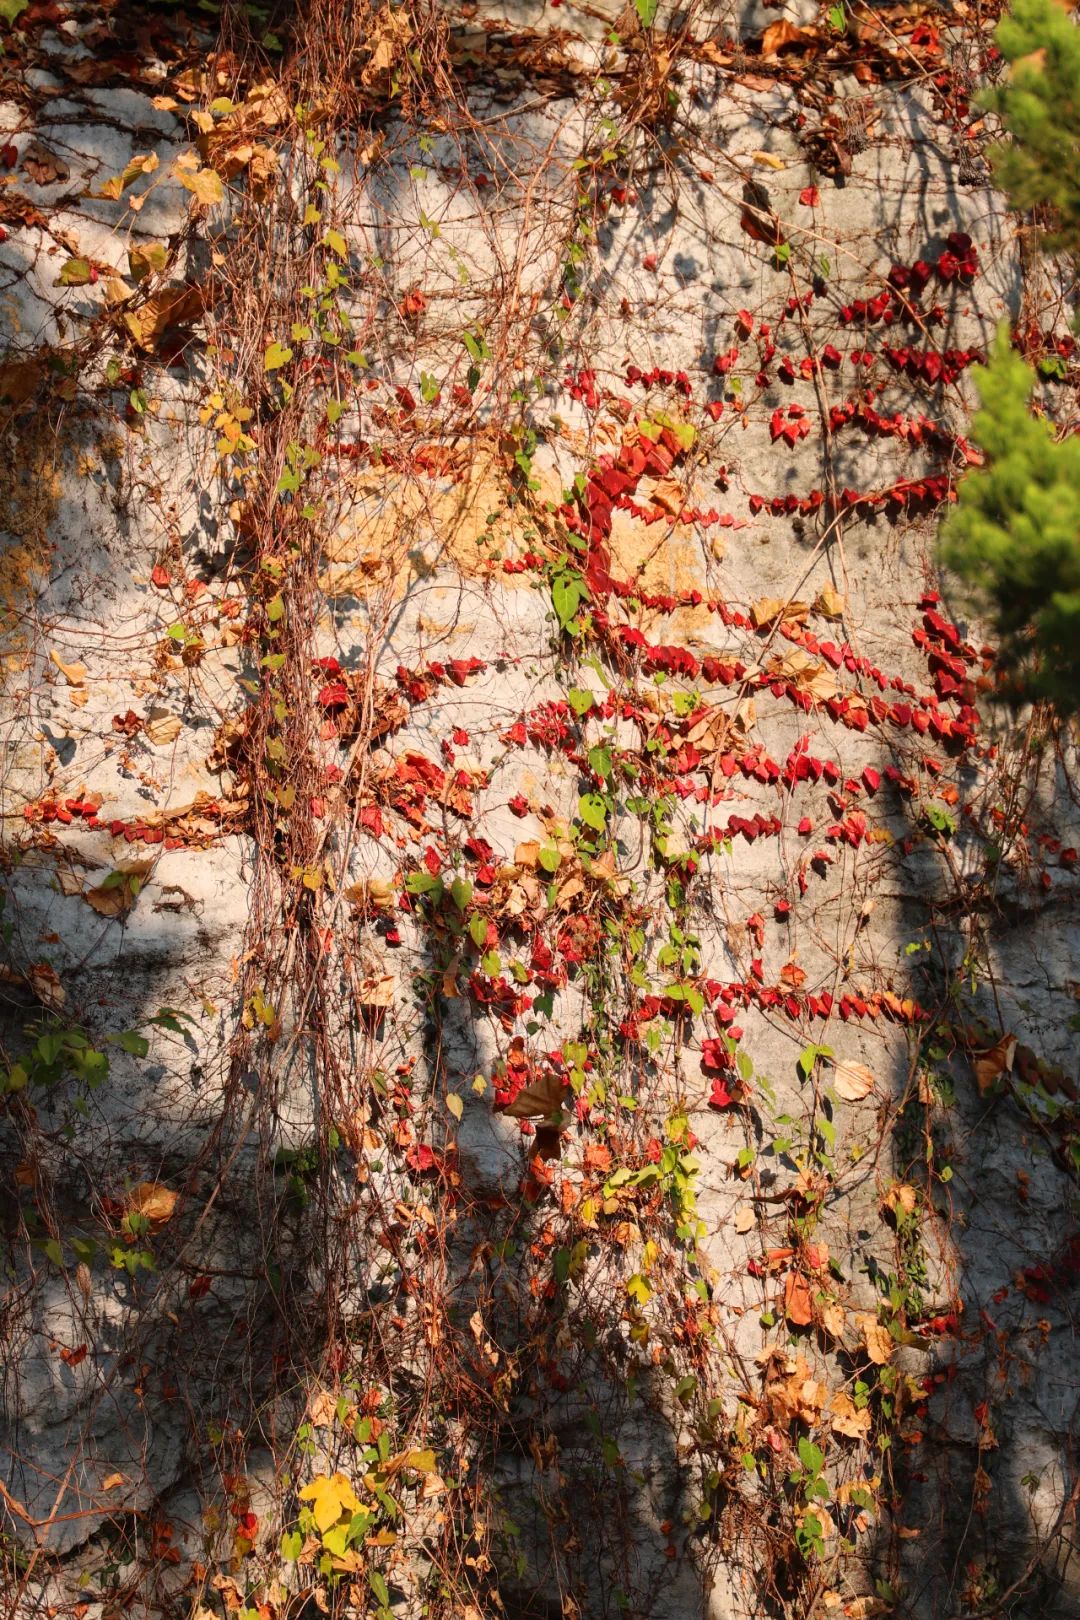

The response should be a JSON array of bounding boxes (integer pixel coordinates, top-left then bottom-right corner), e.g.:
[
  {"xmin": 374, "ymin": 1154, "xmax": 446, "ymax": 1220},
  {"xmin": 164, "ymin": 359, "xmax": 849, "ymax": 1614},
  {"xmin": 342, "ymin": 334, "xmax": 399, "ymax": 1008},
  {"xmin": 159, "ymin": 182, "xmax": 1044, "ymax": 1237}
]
[{"xmin": 1, "ymin": 4, "xmax": 1078, "ymax": 1618}]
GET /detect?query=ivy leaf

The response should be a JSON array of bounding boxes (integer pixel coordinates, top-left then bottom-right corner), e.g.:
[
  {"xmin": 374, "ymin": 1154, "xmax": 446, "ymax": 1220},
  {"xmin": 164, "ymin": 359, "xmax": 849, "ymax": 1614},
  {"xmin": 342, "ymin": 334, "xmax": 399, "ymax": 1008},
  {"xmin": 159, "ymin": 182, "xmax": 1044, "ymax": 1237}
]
[
  {"xmin": 109, "ymin": 1030, "xmax": 149, "ymax": 1057},
  {"xmin": 578, "ymin": 793, "xmax": 607, "ymax": 832},
  {"xmin": 263, "ymin": 341, "xmax": 293, "ymax": 372},
  {"xmin": 323, "ymin": 227, "xmax": 347, "ymax": 258},
  {"xmin": 57, "ymin": 258, "xmax": 93, "ymax": 286},
  {"xmin": 552, "ymin": 569, "xmax": 585, "ymax": 630},
  {"xmin": 634, "ymin": 0, "xmax": 658, "ymax": 25},
  {"xmin": 177, "ymin": 165, "xmax": 224, "ymax": 206},
  {"xmin": 450, "ymin": 876, "xmax": 473, "ymax": 911}
]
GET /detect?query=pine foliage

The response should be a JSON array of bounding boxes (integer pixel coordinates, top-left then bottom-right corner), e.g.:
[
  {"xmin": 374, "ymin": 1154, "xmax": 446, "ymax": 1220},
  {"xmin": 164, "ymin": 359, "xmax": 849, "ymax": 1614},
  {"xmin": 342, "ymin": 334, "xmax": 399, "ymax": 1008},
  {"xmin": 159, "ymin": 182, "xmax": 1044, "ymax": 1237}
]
[{"xmin": 942, "ymin": 0, "xmax": 1080, "ymax": 712}]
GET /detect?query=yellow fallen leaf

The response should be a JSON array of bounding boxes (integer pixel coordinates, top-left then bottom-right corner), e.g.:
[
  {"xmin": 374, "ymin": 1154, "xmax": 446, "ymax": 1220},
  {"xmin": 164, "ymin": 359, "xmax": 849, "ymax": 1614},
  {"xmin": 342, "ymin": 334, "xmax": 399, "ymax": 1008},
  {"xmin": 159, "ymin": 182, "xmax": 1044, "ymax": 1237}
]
[
  {"xmin": 177, "ymin": 165, "xmax": 224, "ymax": 206},
  {"xmin": 144, "ymin": 707, "xmax": 183, "ymax": 745},
  {"xmin": 50, "ymin": 649, "xmax": 87, "ymax": 686},
  {"xmin": 101, "ymin": 1472, "xmax": 125, "ymax": 1490},
  {"xmin": 752, "ymin": 150, "xmax": 786, "ymax": 170},
  {"xmin": 751, "ymin": 597, "xmax": 809, "ymax": 629},
  {"xmin": 857, "ymin": 1315, "xmax": 894, "ymax": 1365},
  {"xmin": 814, "ymin": 583, "xmax": 846, "ymax": 619},
  {"xmin": 830, "ymin": 1390, "xmax": 872, "ymax": 1439},
  {"xmin": 357, "ymin": 973, "xmax": 395, "ymax": 1010},
  {"xmin": 833, "ymin": 1060, "xmax": 875, "ymax": 1101}
]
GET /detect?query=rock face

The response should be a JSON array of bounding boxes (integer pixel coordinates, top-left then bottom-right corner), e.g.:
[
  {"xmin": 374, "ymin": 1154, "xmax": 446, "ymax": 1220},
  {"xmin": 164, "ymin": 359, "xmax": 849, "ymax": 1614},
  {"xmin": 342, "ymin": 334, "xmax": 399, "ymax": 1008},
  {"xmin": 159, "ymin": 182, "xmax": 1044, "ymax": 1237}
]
[{"xmin": 1, "ymin": 4, "xmax": 1078, "ymax": 1618}]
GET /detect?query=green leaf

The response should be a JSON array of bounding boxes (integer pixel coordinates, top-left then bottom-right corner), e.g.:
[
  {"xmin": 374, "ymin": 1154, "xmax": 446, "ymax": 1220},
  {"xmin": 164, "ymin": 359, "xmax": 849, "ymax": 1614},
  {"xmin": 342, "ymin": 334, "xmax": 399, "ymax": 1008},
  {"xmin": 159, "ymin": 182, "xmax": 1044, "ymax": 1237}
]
[
  {"xmin": 109, "ymin": 1030, "xmax": 149, "ymax": 1057},
  {"xmin": 588, "ymin": 743, "xmax": 612, "ymax": 779},
  {"xmin": 552, "ymin": 569, "xmax": 585, "ymax": 629},
  {"xmin": 369, "ymin": 1571, "xmax": 390, "ymax": 1608},
  {"xmin": 406, "ymin": 872, "xmax": 442, "ymax": 896},
  {"xmin": 468, "ymin": 914, "xmax": 488, "ymax": 949},
  {"xmin": 57, "ymin": 258, "xmax": 93, "ymax": 286},
  {"xmin": 568, "ymin": 687, "xmax": 593, "ymax": 716},
  {"xmin": 263, "ymin": 341, "xmax": 293, "ymax": 372},
  {"xmin": 0, "ymin": 0, "xmax": 30, "ymax": 24},
  {"xmin": 323, "ymin": 227, "xmax": 347, "ymax": 258},
  {"xmin": 450, "ymin": 876, "xmax": 473, "ymax": 912},
  {"xmin": 634, "ymin": 0, "xmax": 658, "ymax": 25},
  {"xmin": 798, "ymin": 1437, "xmax": 824, "ymax": 1477},
  {"xmin": 281, "ymin": 1530, "xmax": 303, "ymax": 1561},
  {"xmin": 578, "ymin": 793, "xmax": 607, "ymax": 832}
]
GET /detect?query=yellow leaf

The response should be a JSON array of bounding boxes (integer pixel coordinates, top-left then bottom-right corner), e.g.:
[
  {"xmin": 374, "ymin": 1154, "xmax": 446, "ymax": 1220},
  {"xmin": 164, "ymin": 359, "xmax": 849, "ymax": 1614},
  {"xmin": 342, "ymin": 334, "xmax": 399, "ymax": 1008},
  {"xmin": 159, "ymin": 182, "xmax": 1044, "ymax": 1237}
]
[
  {"xmin": 91, "ymin": 151, "xmax": 159, "ymax": 199},
  {"xmin": 833, "ymin": 1060, "xmax": 875, "ymax": 1102},
  {"xmin": 752, "ymin": 150, "xmax": 786, "ymax": 170},
  {"xmin": 857, "ymin": 1315, "xmax": 894, "ymax": 1365},
  {"xmin": 404, "ymin": 1449, "xmax": 437, "ymax": 1473},
  {"xmin": 830, "ymin": 1390, "xmax": 872, "ymax": 1439},
  {"xmin": 144, "ymin": 707, "xmax": 182, "ymax": 745},
  {"xmin": 751, "ymin": 597, "xmax": 809, "ymax": 629},
  {"xmin": 298, "ymin": 1472, "xmax": 362, "ymax": 1532},
  {"xmin": 178, "ymin": 166, "xmax": 224, "ymax": 206},
  {"xmin": 101, "ymin": 1472, "xmax": 125, "ymax": 1490},
  {"xmin": 814, "ymin": 583, "xmax": 846, "ymax": 619},
  {"xmin": 127, "ymin": 1180, "xmax": 177, "ymax": 1228},
  {"xmin": 445, "ymin": 1093, "xmax": 463, "ymax": 1121},
  {"xmin": 129, "ymin": 242, "xmax": 168, "ymax": 282},
  {"xmin": 49, "ymin": 649, "xmax": 87, "ymax": 686}
]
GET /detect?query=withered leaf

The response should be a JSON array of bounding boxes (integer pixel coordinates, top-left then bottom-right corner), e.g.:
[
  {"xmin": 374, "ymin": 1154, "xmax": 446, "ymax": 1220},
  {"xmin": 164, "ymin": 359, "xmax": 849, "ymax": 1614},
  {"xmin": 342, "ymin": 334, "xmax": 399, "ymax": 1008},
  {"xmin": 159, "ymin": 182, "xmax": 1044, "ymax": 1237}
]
[{"xmin": 504, "ymin": 1071, "xmax": 567, "ymax": 1122}]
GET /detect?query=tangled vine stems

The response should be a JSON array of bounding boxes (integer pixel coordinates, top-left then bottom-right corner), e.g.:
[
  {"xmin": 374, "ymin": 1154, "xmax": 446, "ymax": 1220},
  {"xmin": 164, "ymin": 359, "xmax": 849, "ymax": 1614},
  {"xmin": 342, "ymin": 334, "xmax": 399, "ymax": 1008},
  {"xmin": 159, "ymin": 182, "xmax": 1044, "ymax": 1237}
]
[
  {"xmin": 181, "ymin": 5, "xmax": 840, "ymax": 1612},
  {"xmin": 2, "ymin": 3, "xmax": 1078, "ymax": 1618}
]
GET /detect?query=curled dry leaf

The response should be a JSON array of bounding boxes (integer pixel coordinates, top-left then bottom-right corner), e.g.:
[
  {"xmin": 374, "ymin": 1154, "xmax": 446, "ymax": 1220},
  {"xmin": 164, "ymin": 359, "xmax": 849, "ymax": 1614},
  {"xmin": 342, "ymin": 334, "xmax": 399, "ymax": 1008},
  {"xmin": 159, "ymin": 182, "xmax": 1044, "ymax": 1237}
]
[
  {"xmin": 49, "ymin": 649, "xmax": 87, "ymax": 686},
  {"xmin": 819, "ymin": 1299, "xmax": 846, "ymax": 1342},
  {"xmin": 28, "ymin": 961, "xmax": 66, "ymax": 1011},
  {"xmin": 833, "ymin": 1059, "xmax": 875, "ymax": 1101},
  {"xmin": 973, "ymin": 1034, "xmax": 1016, "ymax": 1095},
  {"xmin": 503, "ymin": 1071, "xmax": 567, "ymax": 1122},
  {"xmin": 144, "ymin": 707, "xmax": 183, "ymax": 746},
  {"xmin": 761, "ymin": 19, "xmax": 820, "ymax": 56},
  {"xmin": 751, "ymin": 596, "xmax": 809, "ymax": 629},
  {"xmin": 857, "ymin": 1315, "xmax": 894, "ymax": 1365},
  {"xmin": 830, "ymin": 1390, "xmax": 872, "ymax": 1439},
  {"xmin": 357, "ymin": 973, "xmax": 395, "ymax": 1010},
  {"xmin": 85, "ymin": 861, "xmax": 153, "ymax": 918},
  {"xmin": 814, "ymin": 583, "xmax": 846, "ymax": 619},
  {"xmin": 734, "ymin": 1202, "xmax": 755, "ymax": 1234},
  {"xmin": 784, "ymin": 1271, "xmax": 815, "ymax": 1327},
  {"xmin": 127, "ymin": 1180, "xmax": 177, "ymax": 1228},
  {"xmin": 344, "ymin": 878, "xmax": 395, "ymax": 912}
]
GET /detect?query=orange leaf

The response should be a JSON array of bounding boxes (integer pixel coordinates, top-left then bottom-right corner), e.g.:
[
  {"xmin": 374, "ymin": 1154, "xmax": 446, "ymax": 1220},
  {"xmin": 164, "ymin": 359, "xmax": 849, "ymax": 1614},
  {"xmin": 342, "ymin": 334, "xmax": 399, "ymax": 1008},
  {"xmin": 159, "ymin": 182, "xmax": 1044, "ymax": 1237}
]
[{"xmin": 784, "ymin": 1271, "xmax": 814, "ymax": 1327}]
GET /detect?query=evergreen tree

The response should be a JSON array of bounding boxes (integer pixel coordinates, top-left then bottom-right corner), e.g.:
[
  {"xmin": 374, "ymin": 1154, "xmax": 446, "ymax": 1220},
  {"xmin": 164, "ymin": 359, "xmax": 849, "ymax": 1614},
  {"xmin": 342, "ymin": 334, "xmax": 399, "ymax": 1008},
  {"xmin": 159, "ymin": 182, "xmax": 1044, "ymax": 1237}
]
[{"xmin": 942, "ymin": 0, "xmax": 1080, "ymax": 713}]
